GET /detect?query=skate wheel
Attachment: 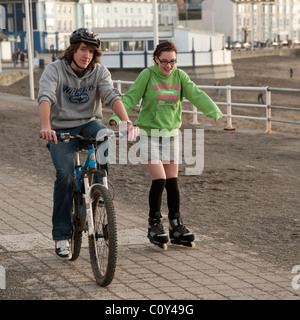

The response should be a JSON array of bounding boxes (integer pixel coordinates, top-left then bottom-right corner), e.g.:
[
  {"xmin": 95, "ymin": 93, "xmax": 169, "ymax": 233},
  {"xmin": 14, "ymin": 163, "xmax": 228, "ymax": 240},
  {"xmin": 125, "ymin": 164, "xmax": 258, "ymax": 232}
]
[
  {"xmin": 163, "ymin": 243, "xmax": 168, "ymax": 251},
  {"xmin": 170, "ymin": 241, "xmax": 195, "ymax": 249}
]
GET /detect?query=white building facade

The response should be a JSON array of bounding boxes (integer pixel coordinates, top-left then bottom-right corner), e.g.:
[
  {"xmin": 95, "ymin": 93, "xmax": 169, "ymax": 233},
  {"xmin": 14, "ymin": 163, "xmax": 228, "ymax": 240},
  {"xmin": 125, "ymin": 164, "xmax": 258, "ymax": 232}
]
[
  {"xmin": 202, "ymin": 0, "xmax": 300, "ymax": 43},
  {"xmin": 0, "ymin": 0, "xmax": 178, "ymax": 53},
  {"xmin": 88, "ymin": 0, "xmax": 178, "ymax": 29},
  {"xmin": 53, "ymin": 0, "xmax": 178, "ymax": 51}
]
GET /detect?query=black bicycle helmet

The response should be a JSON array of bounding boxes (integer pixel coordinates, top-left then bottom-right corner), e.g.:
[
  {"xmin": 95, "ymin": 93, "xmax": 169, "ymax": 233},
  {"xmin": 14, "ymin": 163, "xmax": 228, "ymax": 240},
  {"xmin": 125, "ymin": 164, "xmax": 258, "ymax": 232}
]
[{"xmin": 70, "ymin": 28, "xmax": 100, "ymax": 48}]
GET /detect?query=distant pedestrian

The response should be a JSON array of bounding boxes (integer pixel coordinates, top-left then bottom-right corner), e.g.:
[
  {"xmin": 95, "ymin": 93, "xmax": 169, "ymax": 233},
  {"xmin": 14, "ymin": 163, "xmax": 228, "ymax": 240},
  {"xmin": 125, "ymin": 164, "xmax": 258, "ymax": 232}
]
[
  {"xmin": 12, "ymin": 50, "xmax": 18, "ymax": 68},
  {"xmin": 20, "ymin": 52, "xmax": 26, "ymax": 68},
  {"xmin": 215, "ymin": 80, "xmax": 220, "ymax": 99},
  {"xmin": 258, "ymin": 83, "xmax": 264, "ymax": 104},
  {"xmin": 290, "ymin": 68, "xmax": 293, "ymax": 78}
]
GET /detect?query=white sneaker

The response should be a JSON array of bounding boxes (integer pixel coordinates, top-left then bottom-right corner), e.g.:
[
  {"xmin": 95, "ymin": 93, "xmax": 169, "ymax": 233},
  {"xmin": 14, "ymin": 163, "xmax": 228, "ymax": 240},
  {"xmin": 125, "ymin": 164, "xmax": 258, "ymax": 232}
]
[{"xmin": 55, "ymin": 240, "xmax": 72, "ymax": 260}]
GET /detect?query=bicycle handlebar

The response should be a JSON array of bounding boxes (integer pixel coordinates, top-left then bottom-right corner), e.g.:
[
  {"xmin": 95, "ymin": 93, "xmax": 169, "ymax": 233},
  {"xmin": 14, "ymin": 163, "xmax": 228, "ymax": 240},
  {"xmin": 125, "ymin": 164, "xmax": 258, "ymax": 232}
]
[{"xmin": 57, "ymin": 130, "xmax": 124, "ymax": 144}]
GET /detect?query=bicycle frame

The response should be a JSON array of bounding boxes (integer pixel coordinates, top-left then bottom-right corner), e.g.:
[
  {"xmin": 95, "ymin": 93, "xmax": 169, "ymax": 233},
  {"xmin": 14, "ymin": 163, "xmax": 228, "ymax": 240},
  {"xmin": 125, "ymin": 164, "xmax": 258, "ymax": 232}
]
[
  {"xmin": 51, "ymin": 131, "xmax": 118, "ymax": 286},
  {"xmin": 74, "ymin": 142, "xmax": 108, "ymax": 236}
]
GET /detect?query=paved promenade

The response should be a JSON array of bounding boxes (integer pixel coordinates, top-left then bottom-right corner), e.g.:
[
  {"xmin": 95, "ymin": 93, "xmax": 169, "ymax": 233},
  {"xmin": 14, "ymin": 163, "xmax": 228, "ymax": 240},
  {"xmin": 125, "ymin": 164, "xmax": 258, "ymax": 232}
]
[
  {"xmin": 0, "ymin": 88, "xmax": 299, "ymax": 304},
  {"xmin": 0, "ymin": 166, "xmax": 299, "ymax": 301}
]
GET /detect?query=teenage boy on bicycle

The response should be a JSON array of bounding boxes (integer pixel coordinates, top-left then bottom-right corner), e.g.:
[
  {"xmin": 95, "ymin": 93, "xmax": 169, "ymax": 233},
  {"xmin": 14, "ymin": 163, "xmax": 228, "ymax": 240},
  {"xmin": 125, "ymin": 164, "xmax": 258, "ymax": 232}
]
[{"xmin": 38, "ymin": 28, "xmax": 135, "ymax": 260}]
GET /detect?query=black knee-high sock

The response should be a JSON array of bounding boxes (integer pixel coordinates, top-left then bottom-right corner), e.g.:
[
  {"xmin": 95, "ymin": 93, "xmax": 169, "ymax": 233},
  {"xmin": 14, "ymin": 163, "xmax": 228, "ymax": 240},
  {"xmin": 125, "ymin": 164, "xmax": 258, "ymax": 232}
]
[
  {"xmin": 149, "ymin": 179, "xmax": 166, "ymax": 219},
  {"xmin": 165, "ymin": 178, "xmax": 180, "ymax": 220}
]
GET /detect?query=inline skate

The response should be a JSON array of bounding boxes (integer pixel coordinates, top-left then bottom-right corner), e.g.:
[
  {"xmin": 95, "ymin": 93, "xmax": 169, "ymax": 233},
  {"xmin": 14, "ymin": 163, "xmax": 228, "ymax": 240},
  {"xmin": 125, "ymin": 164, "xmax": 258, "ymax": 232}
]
[
  {"xmin": 169, "ymin": 215, "xmax": 195, "ymax": 249},
  {"xmin": 148, "ymin": 213, "xmax": 168, "ymax": 251}
]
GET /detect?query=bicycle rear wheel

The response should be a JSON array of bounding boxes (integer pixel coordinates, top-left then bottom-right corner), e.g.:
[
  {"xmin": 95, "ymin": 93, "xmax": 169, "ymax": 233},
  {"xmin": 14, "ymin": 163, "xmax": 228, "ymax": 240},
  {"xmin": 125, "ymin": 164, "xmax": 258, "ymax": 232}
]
[{"xmin": 88, "ymin": 184, "xmax": 117, "ymax": 287}]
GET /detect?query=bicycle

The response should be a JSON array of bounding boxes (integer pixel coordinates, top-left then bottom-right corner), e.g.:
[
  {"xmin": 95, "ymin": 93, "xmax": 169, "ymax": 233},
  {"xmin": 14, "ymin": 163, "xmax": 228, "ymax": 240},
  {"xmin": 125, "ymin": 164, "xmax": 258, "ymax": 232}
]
[{"xmin": 56, "ymin": 129, "xmax": 119, "ymax": 287}]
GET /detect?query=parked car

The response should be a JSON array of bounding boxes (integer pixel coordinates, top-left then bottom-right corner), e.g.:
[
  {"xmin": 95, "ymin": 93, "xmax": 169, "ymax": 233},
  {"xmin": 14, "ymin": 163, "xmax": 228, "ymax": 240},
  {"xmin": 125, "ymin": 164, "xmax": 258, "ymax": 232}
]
[
  {"xmin": 242, "ymin": 42, "xmax": 251, "ymax": 50},
  {"xmin": 233, "ymin": 42, "xmax": 242, "ymax": 50}
]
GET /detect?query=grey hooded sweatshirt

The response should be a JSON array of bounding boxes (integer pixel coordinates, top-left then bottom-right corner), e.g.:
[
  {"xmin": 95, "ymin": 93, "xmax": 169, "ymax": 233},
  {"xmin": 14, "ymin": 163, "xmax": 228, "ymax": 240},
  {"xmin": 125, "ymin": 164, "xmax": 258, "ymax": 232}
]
[{"xmin": 38, "ymin": 59, "xmax": 121, "ymax": 129}]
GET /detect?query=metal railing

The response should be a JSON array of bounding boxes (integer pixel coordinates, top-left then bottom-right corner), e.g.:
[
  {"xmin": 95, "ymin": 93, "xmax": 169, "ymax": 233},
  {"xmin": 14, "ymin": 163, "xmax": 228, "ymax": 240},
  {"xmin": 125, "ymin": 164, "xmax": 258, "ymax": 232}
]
[{"xmin": 113, "ymin": 80, "xmax": 300, "ymax": 134}]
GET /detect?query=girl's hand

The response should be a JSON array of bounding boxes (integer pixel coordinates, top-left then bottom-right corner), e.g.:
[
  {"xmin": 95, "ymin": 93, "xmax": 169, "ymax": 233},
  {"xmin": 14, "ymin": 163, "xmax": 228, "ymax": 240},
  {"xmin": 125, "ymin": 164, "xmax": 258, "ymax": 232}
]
[
  {"xmin": 109, "ymin": 119, "xmax": 117, "ymax": 126},
  {"xmin": 119, "ymin": 120, "xmax": 139, "ymax": 142},
  {"xmin": 127, "ymin": 125, "xmax": 139, "ymax": 142}
]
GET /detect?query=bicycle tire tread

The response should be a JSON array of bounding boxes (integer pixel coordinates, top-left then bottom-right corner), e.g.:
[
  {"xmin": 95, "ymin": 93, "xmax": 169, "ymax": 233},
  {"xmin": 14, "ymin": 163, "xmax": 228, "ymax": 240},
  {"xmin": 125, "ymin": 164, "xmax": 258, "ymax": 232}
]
[{"xmin": 88, "ymin": 184, "xmax": 117, "ymax": 287}]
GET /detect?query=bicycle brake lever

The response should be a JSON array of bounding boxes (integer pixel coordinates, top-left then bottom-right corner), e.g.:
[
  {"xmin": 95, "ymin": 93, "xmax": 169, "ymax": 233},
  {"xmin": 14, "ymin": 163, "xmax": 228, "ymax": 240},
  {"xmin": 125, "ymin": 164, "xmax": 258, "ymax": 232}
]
[{"xmin": 59, "ymin": 132, "xmax": 71, "ymax": 143}]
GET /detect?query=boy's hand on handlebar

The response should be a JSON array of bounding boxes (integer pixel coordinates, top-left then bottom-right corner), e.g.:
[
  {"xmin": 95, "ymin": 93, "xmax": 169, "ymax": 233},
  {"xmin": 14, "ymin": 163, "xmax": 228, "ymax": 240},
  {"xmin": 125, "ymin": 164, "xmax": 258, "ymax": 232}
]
[{"xmin": 40, "ymin": 129, "xmax": 57, "ymax": 144}]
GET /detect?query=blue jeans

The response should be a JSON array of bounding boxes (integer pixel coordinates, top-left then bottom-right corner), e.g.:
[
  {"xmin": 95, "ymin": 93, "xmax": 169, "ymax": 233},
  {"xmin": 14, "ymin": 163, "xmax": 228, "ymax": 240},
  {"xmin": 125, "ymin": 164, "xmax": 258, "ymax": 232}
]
[{"xmin": 49, "ymin": 120, "xmax": 109, "ymax": 240}]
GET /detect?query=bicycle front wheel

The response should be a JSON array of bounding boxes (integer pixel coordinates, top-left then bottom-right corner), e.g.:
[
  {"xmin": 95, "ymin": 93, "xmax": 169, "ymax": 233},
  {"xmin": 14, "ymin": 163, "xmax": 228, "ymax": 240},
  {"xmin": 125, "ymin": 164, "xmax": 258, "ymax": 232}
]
[
  {"xmin": 70, "ymin": 191, "xmax": 83, "ymax": 261},
  {"xmin": 88, "ymin": 184, "xmax": 117, "ymax": 287}
]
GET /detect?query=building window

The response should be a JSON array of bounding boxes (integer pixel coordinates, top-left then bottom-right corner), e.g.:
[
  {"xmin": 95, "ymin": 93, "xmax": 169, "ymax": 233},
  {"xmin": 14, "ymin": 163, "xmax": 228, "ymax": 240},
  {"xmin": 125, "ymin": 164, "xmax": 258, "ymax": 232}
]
[
  {"xmin": 148, "ymin": 40, "xmax": 154, "ymax": 51},
  {"xmin": 7, "ymin": 4, "xmax": 13, "ymax": 14},
  {"xmin": 7, "ymin": 17, "xmax": 14, "ymax": 32},
  {"xmin": 101, "ymin": 41, "xmax": 119, "ymax": 52},
  {"xmin": 123, "ymin": 40, "xmax": 144, "ymax": 51},
  {"xmin": 111, "ymin": 41, "xmax": 119, "ymax": 51}
]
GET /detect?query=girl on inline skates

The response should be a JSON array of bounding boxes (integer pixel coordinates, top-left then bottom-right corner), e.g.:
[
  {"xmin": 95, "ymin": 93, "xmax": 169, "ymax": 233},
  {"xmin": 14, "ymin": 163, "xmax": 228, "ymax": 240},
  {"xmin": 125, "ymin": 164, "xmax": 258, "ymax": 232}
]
[{"xmin": 110, "ymin": 41, "xmax": 223, "ymax": 250}]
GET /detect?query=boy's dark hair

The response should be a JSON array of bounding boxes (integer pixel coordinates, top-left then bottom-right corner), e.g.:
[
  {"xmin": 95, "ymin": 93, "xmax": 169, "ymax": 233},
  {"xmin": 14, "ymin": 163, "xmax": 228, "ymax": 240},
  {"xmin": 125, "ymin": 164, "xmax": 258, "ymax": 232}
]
[{"xmin": 59, "ymin": 42, "xmax": 102, "ymax": 68}]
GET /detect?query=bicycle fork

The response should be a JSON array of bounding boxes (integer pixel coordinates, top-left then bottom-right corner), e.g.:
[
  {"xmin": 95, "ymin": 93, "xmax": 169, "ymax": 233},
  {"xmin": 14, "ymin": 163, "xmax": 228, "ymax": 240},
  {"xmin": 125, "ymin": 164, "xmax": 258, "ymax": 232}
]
[{"xmin": 83, "ymin": 174, "xmax": 95, "ymax": 236}]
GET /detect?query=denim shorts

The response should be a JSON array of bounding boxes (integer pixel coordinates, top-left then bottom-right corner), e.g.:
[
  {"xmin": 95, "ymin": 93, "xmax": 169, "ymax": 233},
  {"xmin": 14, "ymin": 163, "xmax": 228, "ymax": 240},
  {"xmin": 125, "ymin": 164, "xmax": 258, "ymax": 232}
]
[{"xmin": 137, "ymin": 135, "xmax": 179, "ymax": 163}]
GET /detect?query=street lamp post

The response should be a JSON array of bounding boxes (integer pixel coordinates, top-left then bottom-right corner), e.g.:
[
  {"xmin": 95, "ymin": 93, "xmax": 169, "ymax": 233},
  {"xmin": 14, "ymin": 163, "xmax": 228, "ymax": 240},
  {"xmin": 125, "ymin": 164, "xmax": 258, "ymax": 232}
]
[
  {"xmin": 24, "ymin": 0, "xmax": 35, "ymax": 100},
  {"xmin": 0, "ymin": 5, "xmax": 6, "ymax": 73},
  {"xmin": 152, "ymin": 0, "xmax": 159, "ymax": 48}
]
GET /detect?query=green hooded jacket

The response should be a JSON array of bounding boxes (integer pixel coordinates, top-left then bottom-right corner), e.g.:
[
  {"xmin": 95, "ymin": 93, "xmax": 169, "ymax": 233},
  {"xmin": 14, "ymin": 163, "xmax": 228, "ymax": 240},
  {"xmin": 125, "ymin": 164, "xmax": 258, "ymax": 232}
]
[{"xmin": 110, "ymin": 64, "xmax": 223, "ymax": 137}]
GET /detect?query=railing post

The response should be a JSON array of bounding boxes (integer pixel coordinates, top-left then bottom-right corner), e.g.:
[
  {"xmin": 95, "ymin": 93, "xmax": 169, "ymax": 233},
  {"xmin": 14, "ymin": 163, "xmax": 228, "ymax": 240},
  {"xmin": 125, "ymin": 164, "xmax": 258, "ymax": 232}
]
[
  {"xmin": 265, "ymin": 87, "xmax": 275, "ymax": 134},
  {"xmin": 115, "ymin": 80, "xmax": 122, "ymax": 94},
  {"xmin": 224, "ymin": 85, "xmax": 235, "ymax": 131},
  {"xmin": 190, "ymin": 105, "xmax": 201, "ymax": 125}
]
